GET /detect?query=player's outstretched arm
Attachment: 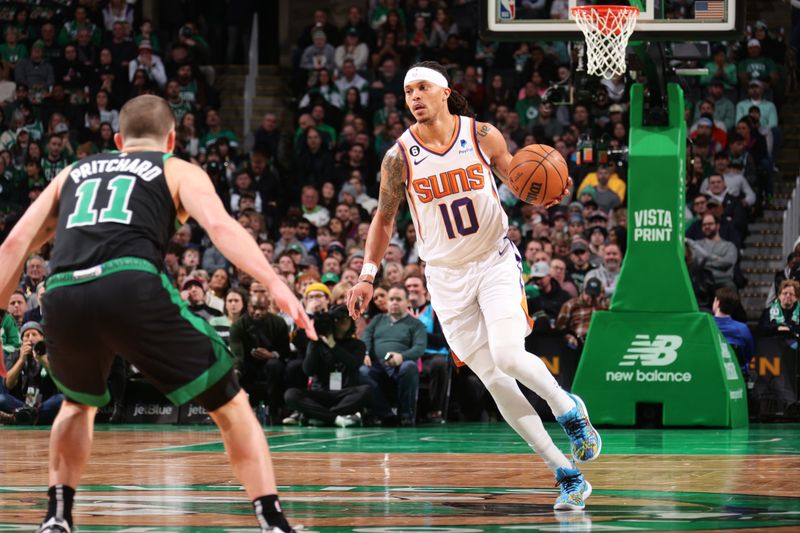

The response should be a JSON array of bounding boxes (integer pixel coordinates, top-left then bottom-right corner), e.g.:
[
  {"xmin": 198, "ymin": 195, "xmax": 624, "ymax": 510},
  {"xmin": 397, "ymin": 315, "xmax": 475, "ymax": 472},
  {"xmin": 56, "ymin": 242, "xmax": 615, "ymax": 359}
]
[
  {"xmin": 0, "ymin": 168, "xmax": 67, "ymax": 313},
  {"xmin": 346, "ymin": 144, "xmax": 406, "ymax": 319},
  {"xmin": 168, "ymin": 158, "xmax": 317, "ymax": 340}
]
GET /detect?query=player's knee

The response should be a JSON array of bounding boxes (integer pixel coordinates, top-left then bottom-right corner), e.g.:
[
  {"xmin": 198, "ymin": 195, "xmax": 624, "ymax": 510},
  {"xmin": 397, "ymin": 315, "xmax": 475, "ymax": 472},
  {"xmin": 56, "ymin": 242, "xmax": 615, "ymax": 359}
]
[
  {"xmin": 480, "ymin": 367, "xmax": 512, "ymax": 395},
  {"xmin": 491, "ymin": 339, "xmax": 525, "ymax": 377}
]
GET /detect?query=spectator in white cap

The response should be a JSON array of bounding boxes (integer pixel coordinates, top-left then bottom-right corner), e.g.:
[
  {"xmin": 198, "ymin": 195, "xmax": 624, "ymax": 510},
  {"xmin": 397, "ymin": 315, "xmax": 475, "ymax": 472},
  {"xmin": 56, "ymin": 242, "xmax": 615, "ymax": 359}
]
[
  {"xmin": 128, "ymin": 39, "xmax": 166, "ymax": 89},
  {"xmin": 737, "ymin": 38, "xmax": 779, "ymax": 88},
  {"xmin": 527, "ymin": 261, "xmax": 572, "ymax": 330}
]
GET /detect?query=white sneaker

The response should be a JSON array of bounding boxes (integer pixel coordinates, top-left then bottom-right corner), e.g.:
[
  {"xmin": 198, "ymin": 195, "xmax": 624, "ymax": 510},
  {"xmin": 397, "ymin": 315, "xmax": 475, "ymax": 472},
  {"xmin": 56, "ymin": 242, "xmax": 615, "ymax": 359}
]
[
  {"xmin": 334, "ymin": 412, "xmax": 361, "ymax": 427},
  {"xmin": 37, "ymin": 517, "xmax": 71, "ymax": 533},
  {"xmin": 282, "ymin": 411, "xmax": 301, "ymax": 425}
]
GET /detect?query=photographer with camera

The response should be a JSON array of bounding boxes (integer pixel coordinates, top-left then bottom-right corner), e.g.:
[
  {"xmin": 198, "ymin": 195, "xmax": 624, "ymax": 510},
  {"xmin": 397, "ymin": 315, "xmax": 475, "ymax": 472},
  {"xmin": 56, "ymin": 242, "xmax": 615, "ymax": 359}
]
[
  {"xmin": 0, "ymin": 321, "xmax": 63, "ymax": 425},
  {"xmin": 284, "ymin": 304, "xmax": 372, "ymax": 427},
  {"xmin": 229, "ymin": 294, "xmax": 292, "ymax": 423}
]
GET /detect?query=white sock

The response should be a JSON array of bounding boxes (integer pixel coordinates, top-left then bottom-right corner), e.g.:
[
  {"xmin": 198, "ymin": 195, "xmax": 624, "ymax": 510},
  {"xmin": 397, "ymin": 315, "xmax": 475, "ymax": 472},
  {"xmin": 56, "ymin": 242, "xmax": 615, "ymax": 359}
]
[
  {"xmin": 463, "ymin": 344, "xmax": 571, "ymax": 472},
  {"xmin": 486, "ymin": 317, "xmax": 576, "ymax": 417}
]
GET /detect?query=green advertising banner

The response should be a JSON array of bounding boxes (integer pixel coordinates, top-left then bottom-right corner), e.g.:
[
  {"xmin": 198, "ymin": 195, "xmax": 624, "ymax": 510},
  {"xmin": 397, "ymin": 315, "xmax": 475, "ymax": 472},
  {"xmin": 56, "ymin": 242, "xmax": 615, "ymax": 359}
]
[{"xmin": 574, "ymin": 83, "xmax": 748, "ymax": 427}]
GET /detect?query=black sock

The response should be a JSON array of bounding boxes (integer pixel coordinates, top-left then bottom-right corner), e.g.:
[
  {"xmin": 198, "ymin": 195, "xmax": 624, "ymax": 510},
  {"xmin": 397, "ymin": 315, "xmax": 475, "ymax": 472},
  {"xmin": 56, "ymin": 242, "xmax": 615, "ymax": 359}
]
[
  {"xmin": 253, "ymin": 494, "xmax": 291, "ymax": 531},
  {"xmin": 46, "ymin": 485, "xmax": 75, "ymax": 527}
]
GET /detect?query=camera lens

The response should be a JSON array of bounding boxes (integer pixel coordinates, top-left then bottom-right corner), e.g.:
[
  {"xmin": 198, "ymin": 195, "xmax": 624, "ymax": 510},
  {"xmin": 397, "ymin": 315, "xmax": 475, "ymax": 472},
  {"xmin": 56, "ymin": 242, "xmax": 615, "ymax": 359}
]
[{"xmin": 33, "ymin": 340, "xmax": 47, "ymax": 356}]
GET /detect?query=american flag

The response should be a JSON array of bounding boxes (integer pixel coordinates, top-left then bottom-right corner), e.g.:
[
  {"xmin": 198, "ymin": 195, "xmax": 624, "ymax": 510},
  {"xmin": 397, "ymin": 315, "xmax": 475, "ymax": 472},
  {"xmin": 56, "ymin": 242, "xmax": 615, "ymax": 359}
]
[{"xmin": 695, "ymin": 0, "xmax": 726, "ymax": 20}]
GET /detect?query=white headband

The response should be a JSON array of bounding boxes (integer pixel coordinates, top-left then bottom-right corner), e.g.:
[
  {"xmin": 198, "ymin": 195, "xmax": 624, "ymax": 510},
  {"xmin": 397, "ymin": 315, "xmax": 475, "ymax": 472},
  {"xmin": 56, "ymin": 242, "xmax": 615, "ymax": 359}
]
[{"xmin": 403, "ymin": 67, "xmax": 448, "ymax": 89}]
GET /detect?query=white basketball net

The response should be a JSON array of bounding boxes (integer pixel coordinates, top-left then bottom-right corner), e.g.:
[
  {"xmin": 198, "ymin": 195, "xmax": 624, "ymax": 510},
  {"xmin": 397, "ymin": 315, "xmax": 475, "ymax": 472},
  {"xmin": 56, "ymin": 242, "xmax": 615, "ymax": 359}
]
[{"xmin": 571, "ymin": 6, "xmax": 639, "ymax": 79}]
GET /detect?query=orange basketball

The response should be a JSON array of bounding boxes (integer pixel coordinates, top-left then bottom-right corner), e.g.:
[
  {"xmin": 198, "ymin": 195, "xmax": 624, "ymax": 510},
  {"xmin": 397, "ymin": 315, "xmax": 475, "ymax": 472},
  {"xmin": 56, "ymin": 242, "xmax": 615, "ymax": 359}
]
[{"xmin": 507, "ymin": 144, "xmax": 568, "ymax": 205}]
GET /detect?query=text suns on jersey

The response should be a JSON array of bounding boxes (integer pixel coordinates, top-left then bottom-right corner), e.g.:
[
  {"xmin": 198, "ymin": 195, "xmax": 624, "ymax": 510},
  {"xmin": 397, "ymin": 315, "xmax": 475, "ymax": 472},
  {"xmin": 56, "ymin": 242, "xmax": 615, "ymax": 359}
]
[{"xmin": 410, "ymin": 163, "xmax": 487, "ymax": 204}]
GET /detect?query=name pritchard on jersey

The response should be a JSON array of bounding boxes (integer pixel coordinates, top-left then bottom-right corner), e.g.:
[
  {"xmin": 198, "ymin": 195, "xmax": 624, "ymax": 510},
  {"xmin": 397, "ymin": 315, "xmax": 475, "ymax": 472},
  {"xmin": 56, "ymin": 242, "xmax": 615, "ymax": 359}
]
[{"xmin": 69, "ymin": 156, "xmax": 164, "ymax": 183}]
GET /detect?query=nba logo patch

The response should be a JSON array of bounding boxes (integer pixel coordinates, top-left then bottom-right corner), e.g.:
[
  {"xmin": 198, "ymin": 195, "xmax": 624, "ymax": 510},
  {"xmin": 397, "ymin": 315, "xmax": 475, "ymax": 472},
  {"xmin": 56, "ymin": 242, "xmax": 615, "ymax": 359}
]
[{"xmin": 499, "ymin": 0, "xmax": 515, "ymax": 20}]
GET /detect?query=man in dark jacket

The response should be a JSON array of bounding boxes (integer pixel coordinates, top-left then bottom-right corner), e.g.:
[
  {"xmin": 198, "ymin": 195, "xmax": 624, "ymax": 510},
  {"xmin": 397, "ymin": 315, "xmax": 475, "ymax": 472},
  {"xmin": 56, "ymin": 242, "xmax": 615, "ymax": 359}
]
[
  {"xmin": 284, "ymin": 305, "xmax": 372, "ymax": 426},
  {"xmin": 229, "ymin": 294, "xmax": 291, "ymax": 422},
  {"xmin": 528, "ymin": 261, "xmax": 572, "ymax": 331}
]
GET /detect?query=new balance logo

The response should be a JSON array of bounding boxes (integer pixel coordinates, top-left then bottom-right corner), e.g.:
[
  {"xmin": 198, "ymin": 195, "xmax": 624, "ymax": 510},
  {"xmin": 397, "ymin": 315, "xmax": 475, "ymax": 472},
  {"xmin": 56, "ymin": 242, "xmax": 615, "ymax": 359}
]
[{"xmin": 619, "ymin": 335, "xmax": 682, "ymax": 367}]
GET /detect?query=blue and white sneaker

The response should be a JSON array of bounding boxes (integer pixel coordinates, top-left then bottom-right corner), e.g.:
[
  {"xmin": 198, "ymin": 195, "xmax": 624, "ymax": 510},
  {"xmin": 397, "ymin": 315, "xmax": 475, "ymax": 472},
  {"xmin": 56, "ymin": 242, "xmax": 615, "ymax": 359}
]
[
  {"xmin": 554, "ymin": 466, "xmax": 592, "ymax": 510},
  {"xmin": 37, "ymin": 517, "xmax": 71, "ymax": 533},
  {"xmin": 555, "ymin": 392, "xmax": 602, "ymax": 463}
]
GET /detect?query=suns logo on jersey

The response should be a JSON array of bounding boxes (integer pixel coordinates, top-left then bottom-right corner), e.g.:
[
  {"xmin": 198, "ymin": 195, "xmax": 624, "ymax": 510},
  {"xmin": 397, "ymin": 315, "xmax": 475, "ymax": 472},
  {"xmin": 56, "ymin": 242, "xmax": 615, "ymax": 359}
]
[{"xmin": 411, "ymin": 163, "xmax": 485, "ymax": 204}]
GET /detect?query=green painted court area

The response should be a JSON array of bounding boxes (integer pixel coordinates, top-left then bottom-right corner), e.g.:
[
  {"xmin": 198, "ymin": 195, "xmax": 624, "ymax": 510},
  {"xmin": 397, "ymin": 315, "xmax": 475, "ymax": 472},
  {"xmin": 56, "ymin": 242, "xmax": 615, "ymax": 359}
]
[
  {"xmin": 3, "ymin": 423, "xmax": 800, "ymax": 532},
  {"xmin": 143, "ymin": 422, "xmax": 800, "ymax": 455}
]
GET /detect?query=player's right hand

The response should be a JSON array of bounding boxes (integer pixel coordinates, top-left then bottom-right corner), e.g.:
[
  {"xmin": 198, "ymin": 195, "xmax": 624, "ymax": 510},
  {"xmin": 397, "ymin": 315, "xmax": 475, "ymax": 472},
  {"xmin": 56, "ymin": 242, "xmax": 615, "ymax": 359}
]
[
  {"xmin": 347, "ymin": 281, "xmax": 373, "ymax": 320},
  {"xmin": 267, "ymin": 279, "xmax": 318, "ymax": 341}
]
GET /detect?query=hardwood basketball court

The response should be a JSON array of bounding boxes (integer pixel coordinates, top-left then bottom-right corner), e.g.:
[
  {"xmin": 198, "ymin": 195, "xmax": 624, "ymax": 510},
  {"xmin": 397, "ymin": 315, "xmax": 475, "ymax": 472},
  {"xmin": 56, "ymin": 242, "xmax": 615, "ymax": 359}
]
[{"xmin": 2, "ymin": 423, "xmax": 800, "ymax": 531}]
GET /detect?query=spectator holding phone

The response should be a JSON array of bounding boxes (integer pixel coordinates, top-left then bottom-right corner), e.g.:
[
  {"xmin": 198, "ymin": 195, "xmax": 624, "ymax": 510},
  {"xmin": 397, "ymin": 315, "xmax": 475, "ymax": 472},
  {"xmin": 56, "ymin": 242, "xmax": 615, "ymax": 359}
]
[{"xmin": 360, "ymin": 285, "xmax": 426, "ymax": 426}]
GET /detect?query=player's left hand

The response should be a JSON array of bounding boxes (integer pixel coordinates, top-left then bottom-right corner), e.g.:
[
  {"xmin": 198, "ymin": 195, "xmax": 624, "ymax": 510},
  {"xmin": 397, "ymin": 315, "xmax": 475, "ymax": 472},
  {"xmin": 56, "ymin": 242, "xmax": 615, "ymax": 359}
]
[
  {"xmin": 267, "ymin": 278, "xmax": 318, "ymax": 341},
  {"xmin": 544, "ymin": 176, "xmax": 573, "ymax": 208},
  {"xmin": 347, "ymin": 281, "xmax": 373, "ymax": 320}
]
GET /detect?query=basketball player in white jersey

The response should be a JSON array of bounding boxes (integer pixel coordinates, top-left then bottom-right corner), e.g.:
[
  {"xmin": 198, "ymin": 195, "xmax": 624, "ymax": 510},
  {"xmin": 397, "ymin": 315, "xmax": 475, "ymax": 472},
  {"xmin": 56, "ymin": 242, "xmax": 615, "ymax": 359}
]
[{"xmin": 347, "ymin": 62, "xmax": 600, "ymax": 510}]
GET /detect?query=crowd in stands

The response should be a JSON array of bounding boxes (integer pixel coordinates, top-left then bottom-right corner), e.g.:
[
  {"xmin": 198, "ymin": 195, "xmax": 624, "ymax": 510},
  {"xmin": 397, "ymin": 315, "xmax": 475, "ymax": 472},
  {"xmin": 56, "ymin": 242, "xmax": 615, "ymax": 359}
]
[{"xmin": 1, "ymin": 1, "xmax": 799, "ymax": 425}]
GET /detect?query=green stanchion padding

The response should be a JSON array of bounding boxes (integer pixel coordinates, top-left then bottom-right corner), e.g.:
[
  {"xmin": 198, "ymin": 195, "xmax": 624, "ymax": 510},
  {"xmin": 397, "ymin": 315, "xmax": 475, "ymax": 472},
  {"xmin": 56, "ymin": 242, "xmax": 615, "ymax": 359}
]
[
  {"xmin": 573, "ymin": 311, "xmax": 748, "ymax": 427},
  {"xmin": 573, "ymin": 83, "xmax": 748, "ymax": 427}
]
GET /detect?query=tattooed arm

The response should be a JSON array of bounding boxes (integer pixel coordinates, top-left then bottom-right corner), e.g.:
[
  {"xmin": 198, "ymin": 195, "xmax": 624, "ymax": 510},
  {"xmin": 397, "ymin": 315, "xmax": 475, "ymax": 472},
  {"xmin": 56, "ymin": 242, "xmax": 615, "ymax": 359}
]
[
  {"xmin": 475, "ymin": 121, "xmax": 513, "ymax": 184},
  {"xmin": 362, "ymin": 144, "xmax": 406, "ymax": 273},
  {"xmin": 347, "ymin": 144, "xmax": 407, "ymax": 318}
]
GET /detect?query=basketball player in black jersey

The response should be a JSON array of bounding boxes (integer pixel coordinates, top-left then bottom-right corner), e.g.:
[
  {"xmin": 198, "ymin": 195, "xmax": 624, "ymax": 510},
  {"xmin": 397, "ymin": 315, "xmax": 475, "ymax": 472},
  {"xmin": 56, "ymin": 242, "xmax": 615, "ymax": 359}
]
[{"xmin": 0, "ymin": 95, "xmax": 315, "ymax": 533}]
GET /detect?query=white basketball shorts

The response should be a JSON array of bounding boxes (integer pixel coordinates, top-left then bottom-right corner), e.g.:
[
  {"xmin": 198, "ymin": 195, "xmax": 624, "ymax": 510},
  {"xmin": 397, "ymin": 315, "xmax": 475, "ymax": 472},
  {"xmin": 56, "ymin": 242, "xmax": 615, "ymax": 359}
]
[{"xmin": 425, "ymin": 237, "xmax": 533, "ymax": 359}]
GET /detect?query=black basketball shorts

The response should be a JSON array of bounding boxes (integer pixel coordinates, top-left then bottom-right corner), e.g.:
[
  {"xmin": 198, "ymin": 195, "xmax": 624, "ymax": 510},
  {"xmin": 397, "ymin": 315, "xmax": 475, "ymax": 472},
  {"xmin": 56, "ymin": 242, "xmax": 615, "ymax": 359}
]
[{"xmin": 42, "ymin": 257, "xmax": 239, "ymax": 410}]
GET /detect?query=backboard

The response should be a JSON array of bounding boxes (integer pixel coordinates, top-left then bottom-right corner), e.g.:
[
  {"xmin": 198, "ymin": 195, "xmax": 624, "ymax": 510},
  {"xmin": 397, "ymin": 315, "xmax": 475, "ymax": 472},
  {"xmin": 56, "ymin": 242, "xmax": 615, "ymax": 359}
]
[{"xmin": 481, "ymin": 0, "xmax": 744, "ymax": 42}]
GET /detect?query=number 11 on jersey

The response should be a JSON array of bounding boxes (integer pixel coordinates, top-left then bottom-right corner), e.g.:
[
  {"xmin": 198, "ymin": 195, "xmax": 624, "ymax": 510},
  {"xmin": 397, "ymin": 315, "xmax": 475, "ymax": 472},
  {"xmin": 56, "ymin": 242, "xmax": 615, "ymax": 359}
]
[{"xmin": 438, "ymin": 197, "xmax": 479, "ymax": 239}]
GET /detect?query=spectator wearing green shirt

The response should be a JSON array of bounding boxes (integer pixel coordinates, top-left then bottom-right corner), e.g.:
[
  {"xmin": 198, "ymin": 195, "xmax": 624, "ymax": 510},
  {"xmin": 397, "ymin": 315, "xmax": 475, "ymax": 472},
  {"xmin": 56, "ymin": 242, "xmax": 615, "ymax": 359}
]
[
  {"xmin": 294, "ymin": 107, "xmax": 337, "ymax": 148},
  {"xmin": 515, "ymin": 81, "xmax": 541, "ymax": 128},
  {"xmin": 134, "ymin": 19, "xmax": 162, "ymax": 55},
  {"xmin": 373, "ymin": 92, "xmax": 402, "ymax": 133},
  {"xmin": 701, "ymin": 46, "xmax": 738, "ymax": 92},
  {"xmin": 176, "ymin": 64, "xmax": 204, "ymax": 108},
  {"xmin": 360, "ymin": 285, "xmax": 426, "ymax": 425},
  {"xmin": 177, "ymin": 23, "xmax": 210, "ymax": 66},
  {"xmin": 41, "ymin": 134, "xmax": 72, "ymax": 182},
  {"xmin": 200, "ymin": 108, "xmax": 239, "ymax": 152},
  {"xmin": 165, "ymin": 79, "xmax": 192, "ymax": 124},
  {"xmin": 0, "ymin": 27, "xmax": 28, "ymax": 73},
  {"xmin": 1, "ymin": 306, "xmax": 20, "ymax": 359},
  {"xmin": 58, "ymin": 6, "xmax": 102, "ymax": 47},
  {"xmin": 738, "ymin": 39, "xmax": 779, "ymax": 89}
]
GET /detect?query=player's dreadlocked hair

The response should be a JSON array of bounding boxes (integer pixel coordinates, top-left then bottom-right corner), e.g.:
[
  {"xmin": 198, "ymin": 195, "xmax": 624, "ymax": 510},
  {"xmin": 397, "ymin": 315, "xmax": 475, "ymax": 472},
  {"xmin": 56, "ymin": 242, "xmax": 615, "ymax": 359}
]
[{"xmin": 410, "ymin": 61, "xmax": 475, "ymax": 118}]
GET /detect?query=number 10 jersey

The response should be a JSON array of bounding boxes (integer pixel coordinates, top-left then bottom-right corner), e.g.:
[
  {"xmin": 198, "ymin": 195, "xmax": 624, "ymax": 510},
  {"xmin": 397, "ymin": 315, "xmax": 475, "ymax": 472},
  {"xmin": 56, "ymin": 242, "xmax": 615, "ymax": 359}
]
[{"xmin": 396, "ymin": 116, "xmax": 508, "ymax": 267}]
